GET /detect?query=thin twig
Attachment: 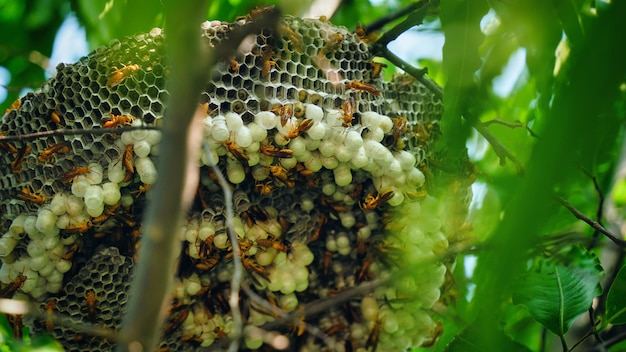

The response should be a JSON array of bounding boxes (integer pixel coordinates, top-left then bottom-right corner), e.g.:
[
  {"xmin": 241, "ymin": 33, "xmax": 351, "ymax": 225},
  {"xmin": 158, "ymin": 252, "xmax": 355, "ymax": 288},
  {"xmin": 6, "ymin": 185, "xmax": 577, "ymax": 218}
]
[
  {"xmin": 261, "ymin": 279, "xmax": 386, "ymax": 331},
  {"xmin": 378, "ymin": 46, "xmax": 442, "ymax": 100},
  {"xmin": 0, "ymin": 126, "xmax": 160, "ymax": 142},
  {"xmin": 557, "ymin": 196, "xmax": 626, "ymax": 247},
  {"xmin": 367, "ymin": 1, "xmax": 443, "ymax": 100},
  {"xmin": 242, "ymin": 284, "xmax": 340, "ymax": 349},
  {"xmin": 364, "ymin": 1, "xmax": 426, "ymax": 33},
  {"xmin": 482, "ymin": 118, "xmax": 524, "ymax": 129},
  {"xmin": 592, "ymin": 326, "xmax": 626, "ymax": 351},
  {"xmin": 569, "ymin": 329, "xmax": 596, "ymax": 352},
  {"xmin": 370, "ymin": 0, "xmax": 433, "ymax": 48},
  {"xmin": 204, "ymin": 142, "xmax": 244, "ymax": 352},
  {"xmin": 581, "ymin": 169, "xmax": 605, "ymax": 249},
  {"xmin": 473, "ymin": 121, "xmax": 525, "ymax": 174}
]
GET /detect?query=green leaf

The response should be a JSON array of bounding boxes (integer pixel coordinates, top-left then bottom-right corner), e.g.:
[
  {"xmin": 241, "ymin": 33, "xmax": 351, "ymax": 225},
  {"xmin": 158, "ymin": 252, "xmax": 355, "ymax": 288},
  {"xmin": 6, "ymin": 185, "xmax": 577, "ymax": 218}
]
[
  {"xmin": 607, "ymin": 265, "xmax": 626, "ymax": 325},
  {"xmin": 442, "ymin": 323, "xmax": 532, "ymax": 352},
  {"xmin": 513, "ymin": 251, "xmax": 602, "ymax": 336}
]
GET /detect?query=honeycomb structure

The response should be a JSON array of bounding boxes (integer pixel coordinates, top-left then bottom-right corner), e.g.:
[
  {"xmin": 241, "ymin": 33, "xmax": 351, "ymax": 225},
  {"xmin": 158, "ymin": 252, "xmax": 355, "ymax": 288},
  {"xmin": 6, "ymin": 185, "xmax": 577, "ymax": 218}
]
[{"xmin": 0, "ymin": 13, "xmax": 463, "ymax": 352}]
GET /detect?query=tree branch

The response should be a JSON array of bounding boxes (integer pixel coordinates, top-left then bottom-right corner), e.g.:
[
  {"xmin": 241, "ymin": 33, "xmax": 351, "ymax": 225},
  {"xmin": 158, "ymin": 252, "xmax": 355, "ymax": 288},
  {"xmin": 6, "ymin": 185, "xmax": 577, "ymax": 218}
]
[
  {"xmin": 367, "ymin": 1, "xmax": 442, "ymax": 100},
  {"xmin": 370, "ymin": 0, "xmax": 434, "ymax": 47},
  {"xmin": 557, "ymin": 196, "xmax": 626, "ymax": 247},
  {"xmin": 473, "ymin": 121, "xmax": 525, "ymax": 174}
]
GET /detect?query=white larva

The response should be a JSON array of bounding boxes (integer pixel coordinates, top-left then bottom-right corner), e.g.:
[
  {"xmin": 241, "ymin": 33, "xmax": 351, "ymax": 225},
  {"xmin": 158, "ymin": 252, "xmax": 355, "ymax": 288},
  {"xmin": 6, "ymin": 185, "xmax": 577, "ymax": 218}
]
[
  {"xmin": 86, "ymin": 202, "xmax": 105, "ymax": 218},
  {"xmin": 145, "ymin": 130, "xmax": 162, "ymax": 145},
  {"xmin": 251, "ymin": 165, "xmax": 270, "ymax": 181},
  {"xmin": 387, "ymin": 189, "xmax": 404, "ymax": 206},
  {"xmin": 363, "ymin": 127, "xmax": 384, "ymax": 142},
  {"xmin": 130, "ymin": 118, "xmax": 148, "ymax": 140},
  {"xmin": 322, "ymin": 182, "xmax": 336, "ymax": 196},
  {"xmin": 254, "ymin": 111, "xmax": 278, "ymax": 130},
  {"xmin": 42, "ymin": 234, "xmax": 60, "ymax": 250},
  {"xmin": 0, "ymin": 233, "xmax": 19, "ymax": 257},
  {"xmin": 71, "ymin": 176, "xmax": 89, "ymax": 197},
  {"xmin": 336, "ymin": 232, "xmax": 351, "ymax": 250},
  {"xmin": 102, "ymin": 182, "xmax": 121, "ymax": 205},
  {"xmin": 279, "ymin": 272, "xmax": 296, "ymax": 295},
  {"xmin": 211, "ymin": 115, "xmax": 230, "ymax": 142},
  {"xmin": 318, "ymin": 139, "xmax": 335, "ymax": 157},
  {"xmin": 201, "ymin": 147, "xmax": 220, "ymax": 166},
  {"xmin": 360, "ymin": 296, "xmax": 379, "ymax": 322},
  {"xmin": 305, "ymin": 121, "xmax": 326, "ymax": 140},
  {"xmin": 225, "ymin": 112, "xmax": 243, "ymax": 130},
  {"xmin": 9, "ymin": 215, "xmax": 26, "ymax": 236},
  {"xmin": 296, "ymin": 150, "xmax": 313, "ymax": 164},
  {"xmin": 65, "ymin": 195, "xmax": 84, "ymax": 216},
  {"xmin": 135, "ymin": 156, "xmax": 158, "ymax": 184},
  {"xmin": 247, "ymin": 122, "xmax": 267, "ymax": 142},
  {"xmin": 84, "ymin": 185, "xmax": 104, "ymax": 210},
  {"xmin": 247, "ymin": 152, "xmax": 260, "ymax": 167},
  {"xmin": 305, "ymin": 137, "xmax": 321, "ymax": 151},
  {"xmin": 334, "ymin": 144, "xmax": 352, "ymax": 163},
  {"xmin": 303, "ymin": 152, "xmax": 322, "ymax": 172},
  {"xmin": 360, "ymin": 111, "xmax": 382, "ymax": 129},
  {"xmin": 49, "ymin": 194, "xmax": 68, "ymax": 216},
  {"xmin": 21, "ymin": 271, "xmax": 38, "ymax": 293},
  {"xmin": 278, "ymin": 292, "xmax": 299, "ymax": 312},
  {"xmin": 350, "ymin": 147, "xmax": 369, "ymax": 169},
  {"xmin": 234, "ymin": 125, "xmax": 253, "ymax": 147},
  {"xmin": 29, "ymin": 255, "xmax": 48, "ymax": 271},
  {"xmin": 121, "ymin": 131, "xmax": 135, "ymax": 145},
  {"xmin": 86, "ymin": 163, "xmax": 103, "ymax": 185},
  {"xmin": 280, "ymin": 154, "xmax": 298, "ymax": 169},
  {"xmin": 344, "ymin": 130, "xmax": 363, "ymax": 150},
  {"xmin": 35, "ymin": 209, "xmax": 57, "ymax": 233},
  {"xmin": 47, "ymin": 270, "xmax": 64, "ymax": 285},
  {"xmin": 247, "ymin": 141, "xmax": 260, "ymax": 153},
  {"xmin": 320, "ymin": 155, "xmax": 339, "ymax": 169},
  {"xmin": 379, "ymin": 114, "xmax": 393, "ymax": 133},
  {"xmin": 27, "ymin": 239, "xmax": 46, "ymax": 258},
  {"xmin": 134, "ymin": 140, "xmax": 152, "ymax": 158},
  {"xmin": 24, "ymin": 216, "xmax": 38, "ymax": 238},
  {"xmin": 226, "ymin": 159, "xmax": 246, "ymax": 184},
  {"xmin": 305, "ymin": 103, "xmax": 324, "ymax": 122},
  {"xmin": 292, "ymin": 243, "xmax": 315, "ymax": 266},
  {"xmin": 395, "ymin": 150, "xmax": 417, "ymax": 170},
  {"xmin": 340, "ymin": 210, "xmax": 357, "ymax": 228},
  {"xmin": 288, "ymin": 137, "xmax": 307, "ymax": 157},
  {"xmin": 107, "ymin": 160, "xmax": 125, "ymax": 184},
  {"xmin": 324, "ymin": 109, "xmax": 343, "ymax": 127},
  {"xmin": 385, "ymin": 159, "xmax": 403, "ymax": 178},
  {"xmin": 55, "ymin": 216, "xmax": 70, "ymax": 232},
  {"xmin": 198, "ymin": 223, "xmax": 215, "ymax": 241},
  {"xmin": 406, "ymin": 168, "xmax": 425, "ymax": 188},
  {"xmin": 333, "ymin": 164, "xmax": 352, "ymax": 186}
]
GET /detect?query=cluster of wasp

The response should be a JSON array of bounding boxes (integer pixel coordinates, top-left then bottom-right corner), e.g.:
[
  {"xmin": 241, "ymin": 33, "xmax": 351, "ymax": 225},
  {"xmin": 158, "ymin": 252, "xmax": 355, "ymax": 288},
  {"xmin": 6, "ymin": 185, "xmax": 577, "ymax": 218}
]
[{"xmin": 0, "ymin": 8, "xmax": 452, "ymax": 352}]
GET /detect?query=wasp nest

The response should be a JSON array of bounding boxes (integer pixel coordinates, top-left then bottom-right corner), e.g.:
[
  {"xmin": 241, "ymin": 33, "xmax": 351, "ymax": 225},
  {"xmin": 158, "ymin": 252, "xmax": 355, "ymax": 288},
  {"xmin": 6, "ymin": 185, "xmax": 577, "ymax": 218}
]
[{"xmin": 0, "ymin": 12, "xmax": 465, "ymax": 352}]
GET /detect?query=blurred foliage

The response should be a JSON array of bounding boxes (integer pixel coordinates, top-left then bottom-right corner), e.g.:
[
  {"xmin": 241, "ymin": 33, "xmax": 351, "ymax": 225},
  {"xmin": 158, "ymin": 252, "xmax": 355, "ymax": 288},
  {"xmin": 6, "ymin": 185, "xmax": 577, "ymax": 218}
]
[{"xmin": 1, "ymin": 0, "xmax": 626, "ymax": 351}]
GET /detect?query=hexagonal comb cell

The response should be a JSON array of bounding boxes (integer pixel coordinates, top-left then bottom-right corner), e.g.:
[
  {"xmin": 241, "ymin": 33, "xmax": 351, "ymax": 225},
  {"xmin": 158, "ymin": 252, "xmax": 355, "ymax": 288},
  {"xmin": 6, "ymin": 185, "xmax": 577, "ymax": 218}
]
[{"xmin": 0, "ymin": 13, "xmax": 455, "ymax": 352}]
